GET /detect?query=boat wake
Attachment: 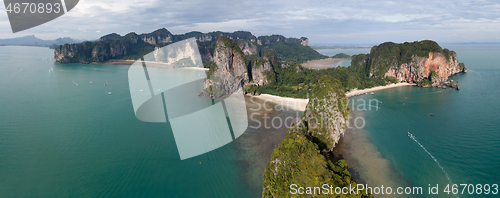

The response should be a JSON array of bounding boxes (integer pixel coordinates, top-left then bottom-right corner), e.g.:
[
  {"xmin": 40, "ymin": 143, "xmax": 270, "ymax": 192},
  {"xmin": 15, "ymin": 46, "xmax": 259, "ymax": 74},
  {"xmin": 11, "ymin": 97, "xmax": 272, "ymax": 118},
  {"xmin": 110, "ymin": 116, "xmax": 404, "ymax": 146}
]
[{"xmin": 409, "ymin": 134, "xmax": 452, "ymax": 183}]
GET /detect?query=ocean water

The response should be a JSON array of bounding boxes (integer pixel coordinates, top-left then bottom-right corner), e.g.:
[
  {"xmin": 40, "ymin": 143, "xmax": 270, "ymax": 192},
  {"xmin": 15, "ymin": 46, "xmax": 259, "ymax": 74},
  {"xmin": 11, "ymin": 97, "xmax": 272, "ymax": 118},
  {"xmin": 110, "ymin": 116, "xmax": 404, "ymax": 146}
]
[
  {"xmin": 328, "ymin": 44, "xmax": 500, "ymax": 197},
  {"xmin": 0, "ymin": 46, "xmax": 300, "ymax": 197},
  {"xmin": 316, "ymin": 48, "xmax": 371, "ymax": 66}
]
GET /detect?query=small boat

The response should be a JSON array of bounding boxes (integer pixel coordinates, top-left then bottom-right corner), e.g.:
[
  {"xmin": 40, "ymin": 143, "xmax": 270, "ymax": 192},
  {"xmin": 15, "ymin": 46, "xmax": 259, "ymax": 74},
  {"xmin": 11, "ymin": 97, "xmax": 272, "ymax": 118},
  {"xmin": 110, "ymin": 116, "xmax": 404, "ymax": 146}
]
[
  {"xmin": 140, "ymin": 89, "xmax": 143, "ymax": 92},
  {"xmin": 107, "ymin": 88, "xmax": 112, "ymax": 95},
  {"xmin": 379, "ymin": 101, "xmax": 382, "ymax": 103},
  {"xmin": 429, "ymin": 113, "xmax": 434, "ymax": 116},
  {"xmin": 89, "ymin": 81, "xmax": 92, "ymax": 84},
  {"xmin": 371, "ymin": 92, "xmax": 374, "ymax": 95},
  {"xmin": 104, "ymin": 80, "xmax": 108, "ymax": 86},
  {"xmin": 408, "ymin": 132, "xmax": 412, "ymax": 137}
]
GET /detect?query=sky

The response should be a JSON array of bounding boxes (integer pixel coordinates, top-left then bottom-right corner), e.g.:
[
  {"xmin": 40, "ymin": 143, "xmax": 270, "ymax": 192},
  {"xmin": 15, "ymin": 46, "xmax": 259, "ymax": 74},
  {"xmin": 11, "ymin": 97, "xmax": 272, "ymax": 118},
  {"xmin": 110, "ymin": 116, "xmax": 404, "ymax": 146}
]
[{"xmin": 0, "ymin": 0, "xmax": 500, "ymax": 45}]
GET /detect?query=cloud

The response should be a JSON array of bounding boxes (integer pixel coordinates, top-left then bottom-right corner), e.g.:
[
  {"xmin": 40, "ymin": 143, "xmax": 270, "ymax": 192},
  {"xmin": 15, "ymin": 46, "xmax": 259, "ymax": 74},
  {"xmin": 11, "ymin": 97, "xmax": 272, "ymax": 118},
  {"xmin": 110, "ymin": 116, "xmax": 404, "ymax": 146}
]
[{"xmin": 1, "ymin": 0, "xmax": 500, "ymax": 44}]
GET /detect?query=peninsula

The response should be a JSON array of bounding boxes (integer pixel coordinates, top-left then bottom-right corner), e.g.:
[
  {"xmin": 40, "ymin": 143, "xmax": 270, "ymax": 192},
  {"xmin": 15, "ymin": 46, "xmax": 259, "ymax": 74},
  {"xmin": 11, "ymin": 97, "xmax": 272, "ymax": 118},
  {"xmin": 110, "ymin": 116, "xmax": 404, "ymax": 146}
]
[{"xmin": 54, "ymin": 29, "xmax": 467, "ymax": 197}]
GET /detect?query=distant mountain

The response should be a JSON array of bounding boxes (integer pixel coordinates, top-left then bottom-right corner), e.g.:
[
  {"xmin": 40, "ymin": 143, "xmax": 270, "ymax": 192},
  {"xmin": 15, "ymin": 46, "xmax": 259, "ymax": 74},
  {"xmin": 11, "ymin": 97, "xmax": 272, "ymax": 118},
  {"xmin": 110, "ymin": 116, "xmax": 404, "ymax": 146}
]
[
  {"xmin": 0, "ymin": 35, "xmax": 84, "ymax": 48},
  {"xmin": 53, "ymin": 28, "xmax": 326, "ymax": 64}
]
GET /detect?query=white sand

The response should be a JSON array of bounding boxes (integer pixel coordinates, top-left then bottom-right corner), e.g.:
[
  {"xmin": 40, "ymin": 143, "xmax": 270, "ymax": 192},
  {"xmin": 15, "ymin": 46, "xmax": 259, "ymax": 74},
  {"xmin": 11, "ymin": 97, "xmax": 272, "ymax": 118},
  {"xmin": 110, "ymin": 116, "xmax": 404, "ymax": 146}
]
[
  {"xmin": 251, "ymin": 94, "xmax": 309, "ymax": 112},
  {"xmin": 345, "ymin": 83, "xmax": 416, "ymax": 97},
  {"xmin": 301, "ymin": 58, "xmax": 349, "ymax": 70}
]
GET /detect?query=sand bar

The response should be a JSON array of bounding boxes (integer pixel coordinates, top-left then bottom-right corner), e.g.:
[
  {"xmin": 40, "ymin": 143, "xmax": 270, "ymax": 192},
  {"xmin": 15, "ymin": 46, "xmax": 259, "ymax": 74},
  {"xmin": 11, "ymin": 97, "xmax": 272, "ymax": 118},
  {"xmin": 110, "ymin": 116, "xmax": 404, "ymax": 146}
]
[
  {"xmin": 346, "ymin": 82, "xmax": 416, "ymax": 97},
  {"xmin": 250, "ymin": 94, "xmax": 309, "ymax": 112},
  {"xmin": 93, "ymin": 59, "xmax": 209, "ymax": 70},
  {"xmin": 301, "ymin": 58, "xmax": 349, "ymax": 70}
]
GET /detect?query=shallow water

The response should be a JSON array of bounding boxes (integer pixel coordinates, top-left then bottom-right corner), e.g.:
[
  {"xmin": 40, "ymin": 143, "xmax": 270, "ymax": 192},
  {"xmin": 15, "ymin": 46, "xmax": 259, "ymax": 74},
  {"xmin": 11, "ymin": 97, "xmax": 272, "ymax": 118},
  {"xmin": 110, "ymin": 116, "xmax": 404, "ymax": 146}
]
[{"xmin": 0, "ymin": 46, "xmax": 299, "ymax": 197}]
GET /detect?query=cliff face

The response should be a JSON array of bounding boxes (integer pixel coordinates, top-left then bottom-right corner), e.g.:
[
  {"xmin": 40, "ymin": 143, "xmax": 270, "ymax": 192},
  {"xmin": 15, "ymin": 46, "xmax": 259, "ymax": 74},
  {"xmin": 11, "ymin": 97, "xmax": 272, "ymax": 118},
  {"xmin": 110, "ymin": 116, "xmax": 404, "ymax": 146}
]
[
  {"xmin": 384, "ymin": 52, "xmax": 462, "ymax": 84},
  {"xmin": 251, "ymin": 57, "xmax": 272, "ymax": 86},
  {"xmin": 236, "ymin": 40, "xmax": 258, "ymax": 55},
  {"xmin": 301, "ymin": 77, "xmax": 349, "ymax": 150},
  {"xmin": 351, "ymin": 40, "xmax": 466, "ymax": 87},
  {"xmin": 200, "ymin": 36, "xmax": 249, "ymax": 98},
  {"xmin": 54, "ymin": 43, "xmax": 79, "ymax": 63}
]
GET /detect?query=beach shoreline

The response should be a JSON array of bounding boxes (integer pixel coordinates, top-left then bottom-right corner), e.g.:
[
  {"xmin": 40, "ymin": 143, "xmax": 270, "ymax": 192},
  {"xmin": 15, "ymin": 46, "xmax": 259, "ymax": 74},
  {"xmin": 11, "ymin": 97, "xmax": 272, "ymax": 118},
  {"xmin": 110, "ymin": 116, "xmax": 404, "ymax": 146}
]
[
  {"xmin": 314, "ymin": 48, "xmax": 372, "ymax": 51},
  {"xmin": 346, "ymin": 82, "xmax": 416, "ymax": 98},
  {"xmin": 249, "ymin": 94, "xmax": 309, "ymax": 112},
  {"xmin": 301, "ymin": 57, "xmax": 349, "ymax": 70},
  {"xmin": 90, "ymin": 59, "xmax": 209, "ymax": 70}
]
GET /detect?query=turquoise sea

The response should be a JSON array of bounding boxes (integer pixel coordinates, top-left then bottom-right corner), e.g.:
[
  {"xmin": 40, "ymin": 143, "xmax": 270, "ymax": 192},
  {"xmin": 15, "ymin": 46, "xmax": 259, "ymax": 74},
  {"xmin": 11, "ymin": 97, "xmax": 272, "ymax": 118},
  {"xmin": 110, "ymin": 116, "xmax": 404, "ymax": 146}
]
[
  {"xmin": 0, "ymin": 46, "xmax": 299, "ymax": 197},
  {"xmin": 324, "ymin": 44, "xmax": 500, "ymax": 197},
  {"xmin": 1, "ymin": 44, "xmax": 499, "ymax": 197}
]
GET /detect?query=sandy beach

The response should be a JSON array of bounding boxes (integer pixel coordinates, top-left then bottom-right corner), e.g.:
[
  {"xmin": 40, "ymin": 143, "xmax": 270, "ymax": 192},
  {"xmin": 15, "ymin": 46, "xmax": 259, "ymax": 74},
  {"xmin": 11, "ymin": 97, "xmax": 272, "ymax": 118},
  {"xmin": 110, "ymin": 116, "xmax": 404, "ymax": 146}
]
[
  {"xmin": 250, "ymin": 94, "xmax": 309, "ymax": 111},
  {"xmin": 301, "ymin": 57, "xmax": 349, "ymax": 69},
  {"xmin": 345, "ymin": 82, "xmax": 416, "ymax": 97}
]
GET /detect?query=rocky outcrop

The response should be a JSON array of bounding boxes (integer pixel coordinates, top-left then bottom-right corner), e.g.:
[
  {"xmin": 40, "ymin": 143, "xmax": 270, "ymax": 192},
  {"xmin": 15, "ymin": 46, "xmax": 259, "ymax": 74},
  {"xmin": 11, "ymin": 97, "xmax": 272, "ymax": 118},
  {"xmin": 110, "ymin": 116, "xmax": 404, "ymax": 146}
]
[
  {"xmin": 261, "ymin": 76, "xmax": 366, "ymax": 198},
  {"xmin": 54, "ymin": 43, "xmax": 79, "ymax": 63},
  {"xmin": 300, "ymin": 37, "xmax": 309, "ymax": 46},
  {"xmin": 250, "ymin": 57, "xmax": 272, "ymax": 86},
  {"xmin": 301, "ymin": 76, "xmax": 349, "ymax": 150},
  {"xmin": 384, "ymin": 52, "xmax": 463, "ymax": 84},
  {"xmin": 199, "ymin": 36, "xmax": 249, "ymax": 98},
  {"xmin": 54, "ymin": 41, "xmax": 128, "ymax": 63},
  {"xmin": 236, "ymin": 40, "xmax": 258, "ymax": 55}
]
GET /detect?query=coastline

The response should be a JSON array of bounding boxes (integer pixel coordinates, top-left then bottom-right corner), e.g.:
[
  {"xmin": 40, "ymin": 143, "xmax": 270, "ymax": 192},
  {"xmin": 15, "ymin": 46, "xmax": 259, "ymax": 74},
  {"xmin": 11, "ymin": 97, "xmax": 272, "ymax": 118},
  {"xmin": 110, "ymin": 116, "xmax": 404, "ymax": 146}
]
[
  {"xmin": 314, "ymin": 48, "xmax": 371, "ymax": 51},
  {"xmin": 90, "ymin": 59, "xmax": 209, "ymax": 70},
  {"xmin": 346, "ymin": 82, "xmax": 416, "ymax": 98},
  {"xmin": 331, "ymin": 109, "xmax": 413, "ymax": 197},
  {"xmin": 301, "ymin": 57, "xmax": 349, "ymax": 69},
  {"xmin": 249, "ymin": 94, "xmax": 309, "ymax": 112}
]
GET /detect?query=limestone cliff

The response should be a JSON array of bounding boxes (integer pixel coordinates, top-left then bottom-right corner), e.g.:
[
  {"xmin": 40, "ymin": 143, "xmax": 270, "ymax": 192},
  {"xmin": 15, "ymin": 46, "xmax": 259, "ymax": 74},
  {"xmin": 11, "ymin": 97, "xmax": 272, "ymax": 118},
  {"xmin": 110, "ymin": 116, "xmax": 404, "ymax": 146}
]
[
  {"xmin": 351, "ymin": 40, "xmax": 466, "ymax": 87},
  {"xmin": 199, "ymin": 36, "xmax": 249, "ymax": 98},
  {"xmin": 55, "ymin": 28, "xmax": 323, "ymax": 65},
  {"xmin": 236, "ymin": 39, "xmax": 258, "ymax": 56},
  {"xmin": 250, "ymin": 57, "xmax": 272, "ymax": 86},
  {"xmin": 384, "ymin": 52, "xmax": 464, "ymax": 84},
  {"xmin": 301, "ymin": 76, "xmax": 349, "ymax": 150}
]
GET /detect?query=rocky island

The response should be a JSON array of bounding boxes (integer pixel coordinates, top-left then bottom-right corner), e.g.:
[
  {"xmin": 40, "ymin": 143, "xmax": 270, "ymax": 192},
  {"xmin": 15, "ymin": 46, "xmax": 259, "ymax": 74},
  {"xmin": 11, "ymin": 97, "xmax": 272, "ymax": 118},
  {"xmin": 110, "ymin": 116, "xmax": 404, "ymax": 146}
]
[{"xmin": 351, "ymin": 40, "xmax": 467, "ymax": 89}]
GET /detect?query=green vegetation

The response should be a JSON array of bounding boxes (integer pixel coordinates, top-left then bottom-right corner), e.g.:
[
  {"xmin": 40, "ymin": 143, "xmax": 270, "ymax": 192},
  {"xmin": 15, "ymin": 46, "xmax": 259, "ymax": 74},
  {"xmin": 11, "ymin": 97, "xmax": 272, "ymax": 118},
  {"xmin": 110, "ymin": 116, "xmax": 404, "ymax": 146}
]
[
  {"xmin": 206, "ymin": 62, "xmax": 218, "ymax": 79},
  {"xmin": 217, "ymin": 36, "xmax": 244, "ymax": 56},
  {"xmin": 262, "ymin": 76, "xmax": 371, "ymax": 198},
  {"xmin": 332, "ymin": 53, "xmax": 351, "ymax": 58},
  {"xmin": 459, "ymin": 62, "xmax": 466, "ymax": 71},
  {"xmin": 430, "ymin": 71, "xmax": 439, "ymax": 82},
  {"xmin": 251, "ymin": 62, "xmax": 396, "ymax": 98},
  {"xmin": 262, "ymin": 131, "xmax": 370, "ymax": 198},
  {"xmin": 418, "ymin": 78, "xmax": 433, "ymax": 86},
  {"xmin": 263, "ymin": 41, "xmax": 328, "ymax": 63}
]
